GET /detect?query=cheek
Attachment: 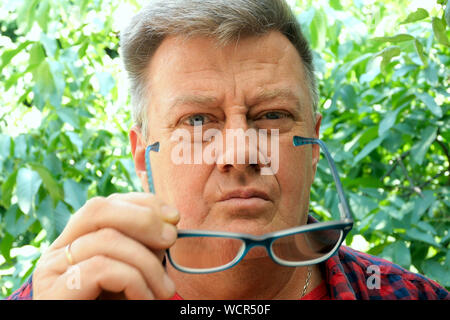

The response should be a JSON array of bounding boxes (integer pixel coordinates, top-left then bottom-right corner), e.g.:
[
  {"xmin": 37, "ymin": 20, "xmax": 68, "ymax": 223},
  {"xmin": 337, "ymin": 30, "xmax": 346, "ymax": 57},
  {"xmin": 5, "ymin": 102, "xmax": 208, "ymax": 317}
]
[
  {"xmin": 276, "ymin": 144, "xmax": 313, "ymax": 216},
  {"xmin": 154, "ymin": 160, "xmax": 210, "ymax": 226}
]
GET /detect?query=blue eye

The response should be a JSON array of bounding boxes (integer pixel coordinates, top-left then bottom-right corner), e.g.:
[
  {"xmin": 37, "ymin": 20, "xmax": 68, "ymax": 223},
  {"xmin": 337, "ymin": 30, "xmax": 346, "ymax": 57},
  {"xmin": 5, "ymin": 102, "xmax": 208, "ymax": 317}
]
[{"xmin": 185, "ymin": 114, "xmax": 211, "ymax": 126}]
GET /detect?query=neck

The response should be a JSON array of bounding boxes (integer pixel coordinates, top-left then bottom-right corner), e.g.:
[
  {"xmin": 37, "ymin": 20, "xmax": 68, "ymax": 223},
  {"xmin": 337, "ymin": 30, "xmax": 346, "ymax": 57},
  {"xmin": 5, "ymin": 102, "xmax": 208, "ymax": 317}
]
[{"xmin": 168, "ymin": 258, "xmax": 323, "ymax": 300}]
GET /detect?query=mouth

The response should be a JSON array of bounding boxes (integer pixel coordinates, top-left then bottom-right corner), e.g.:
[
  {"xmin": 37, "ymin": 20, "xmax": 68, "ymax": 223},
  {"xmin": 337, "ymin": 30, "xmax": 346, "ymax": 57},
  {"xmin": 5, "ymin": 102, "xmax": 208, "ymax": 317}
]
[
  {"xmin": 219, "ymin": 188, "xmax": 271, "ymax": 202},
  {"xmin": 217, "ymin": 189, "xmax": 272, "ymax": 213}
]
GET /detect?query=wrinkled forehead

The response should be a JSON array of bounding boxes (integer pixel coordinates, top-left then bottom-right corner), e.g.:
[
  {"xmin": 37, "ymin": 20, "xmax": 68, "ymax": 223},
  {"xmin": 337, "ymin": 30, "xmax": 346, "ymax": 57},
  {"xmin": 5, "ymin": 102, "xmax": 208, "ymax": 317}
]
[{"xmin": 146, "ymin": 31, "xmax": 311, "ymax": 116}]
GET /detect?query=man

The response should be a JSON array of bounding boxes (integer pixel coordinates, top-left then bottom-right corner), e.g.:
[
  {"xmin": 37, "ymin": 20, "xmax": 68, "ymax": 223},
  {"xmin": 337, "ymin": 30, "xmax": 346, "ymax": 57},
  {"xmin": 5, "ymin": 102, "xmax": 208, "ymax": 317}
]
[{"xmin": 8, "ymin": 0, "xmax": 449, "ymax": 300}]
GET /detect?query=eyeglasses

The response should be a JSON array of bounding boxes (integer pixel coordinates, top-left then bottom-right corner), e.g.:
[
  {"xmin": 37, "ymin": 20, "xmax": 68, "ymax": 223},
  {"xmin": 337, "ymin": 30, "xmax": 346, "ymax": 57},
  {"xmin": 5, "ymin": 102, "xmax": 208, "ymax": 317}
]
[{"xmin": 145, "ymin": 136, "xmax": 353, "ymax": 274}]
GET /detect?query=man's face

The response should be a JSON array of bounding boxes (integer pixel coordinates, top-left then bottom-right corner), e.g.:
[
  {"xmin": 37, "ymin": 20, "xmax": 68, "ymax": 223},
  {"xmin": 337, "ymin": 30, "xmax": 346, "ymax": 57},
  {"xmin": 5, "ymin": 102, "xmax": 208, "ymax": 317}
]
[{"xmin": 131, "ymin": 31, "xmax": 321, "ymax": 236}]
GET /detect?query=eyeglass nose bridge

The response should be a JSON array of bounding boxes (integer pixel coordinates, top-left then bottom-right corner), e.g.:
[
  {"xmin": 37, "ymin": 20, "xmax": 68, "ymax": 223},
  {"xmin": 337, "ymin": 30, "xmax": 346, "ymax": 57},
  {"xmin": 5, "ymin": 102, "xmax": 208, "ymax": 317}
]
[{"xmin": 237, "ymin": 237, "xmax": 276, "ymax": 262}]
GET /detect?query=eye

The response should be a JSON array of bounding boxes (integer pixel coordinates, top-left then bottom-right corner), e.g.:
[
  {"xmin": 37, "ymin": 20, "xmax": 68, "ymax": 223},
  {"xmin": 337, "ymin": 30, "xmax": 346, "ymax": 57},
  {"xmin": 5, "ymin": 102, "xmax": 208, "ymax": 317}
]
[
  {"xmin": 258, "ymin": 111, "xmax": 292, "ymax": 120},
  {"xmin": 182, "ymin": 114, "xmax": 212, "ymax": 126},
  {"xmin": 253, "ymin": 110, "xmax": 295, "ymax": 132}
]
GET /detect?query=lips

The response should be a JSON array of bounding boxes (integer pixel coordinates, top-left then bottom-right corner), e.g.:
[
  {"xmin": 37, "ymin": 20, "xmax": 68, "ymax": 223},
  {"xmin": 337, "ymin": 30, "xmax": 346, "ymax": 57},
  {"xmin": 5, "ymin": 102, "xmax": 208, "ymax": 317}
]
[{"xmin": 219, "ymin": 188, "xmax": 270, "ymax": 202}]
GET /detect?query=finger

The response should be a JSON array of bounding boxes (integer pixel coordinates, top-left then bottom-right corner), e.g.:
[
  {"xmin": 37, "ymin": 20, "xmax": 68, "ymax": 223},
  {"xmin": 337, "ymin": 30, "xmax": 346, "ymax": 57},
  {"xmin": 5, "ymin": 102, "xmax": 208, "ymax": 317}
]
[
  {"xmin": 35, "ymin": 255, "xmax": 155, "ymax": 300},
  {"xmin": 107, "ymin": 192, "xmax": 180, "ymax": 224},
  {"xmin": 50, "ymin": 228, "xmax": 175, "ymax": 299},
  {"xmin": 52, "ymin": 196, "xmax": 178, "ymax": 251}
]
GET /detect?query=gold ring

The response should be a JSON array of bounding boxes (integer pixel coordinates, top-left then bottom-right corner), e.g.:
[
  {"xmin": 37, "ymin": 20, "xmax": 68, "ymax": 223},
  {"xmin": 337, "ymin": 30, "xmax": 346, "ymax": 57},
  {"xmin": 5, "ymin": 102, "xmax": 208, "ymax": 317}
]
[{"xmin": 65, "ymin": 243, "xmax": 74, "ymax": 265}]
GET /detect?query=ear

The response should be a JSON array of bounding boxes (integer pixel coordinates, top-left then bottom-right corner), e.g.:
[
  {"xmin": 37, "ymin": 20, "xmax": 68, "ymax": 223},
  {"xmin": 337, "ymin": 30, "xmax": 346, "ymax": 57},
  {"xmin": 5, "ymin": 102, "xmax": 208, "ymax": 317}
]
[
  {"xmin": 311, "ymin": 113, "xmax": 322, "ymax": 179},
  {"xmin": 129, "ymin": 126, "xmax": 149, "ymax": 192}
]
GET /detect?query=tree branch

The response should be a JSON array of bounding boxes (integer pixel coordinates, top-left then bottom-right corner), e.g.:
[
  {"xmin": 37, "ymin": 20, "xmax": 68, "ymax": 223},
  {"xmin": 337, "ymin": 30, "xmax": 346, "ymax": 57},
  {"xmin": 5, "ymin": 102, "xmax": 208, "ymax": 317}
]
[
  {"xmin": 380, "ymin": 150, "xmax": 410, "ymax": 181},
  {"xmin": 398, "ymin": 157, "xmax": 423, "ymax": 197}
]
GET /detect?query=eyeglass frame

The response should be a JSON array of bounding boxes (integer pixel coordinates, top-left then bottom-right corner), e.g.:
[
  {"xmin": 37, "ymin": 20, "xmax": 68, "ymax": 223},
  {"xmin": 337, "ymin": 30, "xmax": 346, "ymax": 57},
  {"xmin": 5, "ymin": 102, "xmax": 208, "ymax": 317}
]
[{"xmin": 144, "ymin": 136, "xmax": 354, "ymax": 274}]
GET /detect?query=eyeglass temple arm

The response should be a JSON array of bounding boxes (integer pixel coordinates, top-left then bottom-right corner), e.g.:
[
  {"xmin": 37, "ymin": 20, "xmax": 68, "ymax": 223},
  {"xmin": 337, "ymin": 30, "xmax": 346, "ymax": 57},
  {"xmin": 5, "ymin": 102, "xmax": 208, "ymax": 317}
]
[
  {"xmin": 145, "ymin": 142, "xmax": 160, "ymax": 194},
  {"xmin": 293, "ymin": 136, "xmax": 353, "ymax": 221}
]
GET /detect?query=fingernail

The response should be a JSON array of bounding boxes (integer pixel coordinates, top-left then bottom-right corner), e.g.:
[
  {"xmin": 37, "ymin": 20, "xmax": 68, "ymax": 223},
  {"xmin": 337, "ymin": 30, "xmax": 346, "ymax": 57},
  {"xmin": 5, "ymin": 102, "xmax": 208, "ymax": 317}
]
[
  {"xmin": 162, "ymin": 223, "xmax": 177, "ymax": 243},
  {"xmin": 164, "ymin": 274, "xmax": 176, "ymax": 294},
  {"xmin": 161, "ymin": 205, "xmax": 179, "ymax": 220}
]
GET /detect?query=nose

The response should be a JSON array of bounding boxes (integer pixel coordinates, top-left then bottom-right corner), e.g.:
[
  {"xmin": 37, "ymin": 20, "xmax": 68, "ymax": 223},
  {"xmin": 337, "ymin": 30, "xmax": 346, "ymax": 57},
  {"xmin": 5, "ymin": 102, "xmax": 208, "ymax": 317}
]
[{"xmin": 215, "ymin": 120, "xmax": 270, "ymax": 174}]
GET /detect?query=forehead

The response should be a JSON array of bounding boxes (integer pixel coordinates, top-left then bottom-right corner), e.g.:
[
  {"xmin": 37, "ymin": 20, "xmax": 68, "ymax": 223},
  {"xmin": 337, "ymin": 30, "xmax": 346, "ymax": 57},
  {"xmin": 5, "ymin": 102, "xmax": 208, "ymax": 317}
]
[{"xmin": 146, "ymin": 31, "xmax": 310, "ymax": 112}]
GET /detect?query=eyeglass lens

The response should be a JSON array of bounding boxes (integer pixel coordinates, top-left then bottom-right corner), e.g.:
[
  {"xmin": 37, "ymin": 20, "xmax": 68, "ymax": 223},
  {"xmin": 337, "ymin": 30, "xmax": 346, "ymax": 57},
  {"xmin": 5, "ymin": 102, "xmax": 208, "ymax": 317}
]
[
  {"xmin": 271, "ymin": 228, "xmax": 343, "ymax": 262},
  {"xmin": 169, "ymin": 236, "xmax": 245, "ymax": 269}
]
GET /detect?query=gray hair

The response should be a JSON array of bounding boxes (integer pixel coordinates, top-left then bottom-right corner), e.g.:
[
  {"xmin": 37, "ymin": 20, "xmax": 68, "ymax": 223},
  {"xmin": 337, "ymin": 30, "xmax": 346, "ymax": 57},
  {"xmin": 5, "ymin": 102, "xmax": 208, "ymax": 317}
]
[{"xmin": 120, "ymin": 0, "xmax": 318, "ymax": 139}]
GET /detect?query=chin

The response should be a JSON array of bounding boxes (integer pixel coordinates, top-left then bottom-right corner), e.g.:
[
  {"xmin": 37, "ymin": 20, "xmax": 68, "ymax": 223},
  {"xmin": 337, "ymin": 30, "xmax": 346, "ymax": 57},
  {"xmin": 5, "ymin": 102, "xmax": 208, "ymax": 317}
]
[{"xmin": 215, "ymin": 216, "xmax": 287, "ymax": 236}]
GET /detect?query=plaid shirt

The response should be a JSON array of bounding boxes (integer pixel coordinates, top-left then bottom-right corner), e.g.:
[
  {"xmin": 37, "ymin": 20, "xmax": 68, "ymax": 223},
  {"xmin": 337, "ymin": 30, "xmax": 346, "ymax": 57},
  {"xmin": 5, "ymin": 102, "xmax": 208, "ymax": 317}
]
[{"xmin": 6, "ymin": 245, "xmax": 449, "ymax": 300}]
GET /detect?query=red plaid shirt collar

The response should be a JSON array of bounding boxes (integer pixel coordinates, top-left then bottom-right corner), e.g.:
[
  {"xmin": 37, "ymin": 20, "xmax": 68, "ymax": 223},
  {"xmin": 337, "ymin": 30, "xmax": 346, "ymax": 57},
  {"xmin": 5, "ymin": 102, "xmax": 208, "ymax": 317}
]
[{"xmin": 324, "ymin": 245, "xmax": 449, "ymax": 300}]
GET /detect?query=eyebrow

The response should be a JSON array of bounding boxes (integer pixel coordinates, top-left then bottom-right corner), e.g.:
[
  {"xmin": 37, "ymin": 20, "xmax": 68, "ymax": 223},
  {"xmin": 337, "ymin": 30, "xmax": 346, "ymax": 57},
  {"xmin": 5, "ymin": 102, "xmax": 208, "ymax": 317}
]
[
  {"xmin": 248, "ymin": 88, "xmax": 302, "ymax": 109},
  {"xmin": 169, "ymin": 94, "xmax": 219, "ymax": 112},
  {"xmin": 168, "ymin": 88, "xmax": 302, "ymax": 113}
]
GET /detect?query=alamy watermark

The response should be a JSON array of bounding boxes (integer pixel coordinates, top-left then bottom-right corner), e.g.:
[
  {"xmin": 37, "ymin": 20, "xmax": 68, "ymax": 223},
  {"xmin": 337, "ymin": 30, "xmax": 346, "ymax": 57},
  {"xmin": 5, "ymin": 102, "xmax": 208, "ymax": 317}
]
[
  {"xmin": 366, "ymin": 265, "xmax": 381, "ymax": 290},
  {"xmin": 170, "ymin": 123, "xmax": 280, "ymax": 175}
]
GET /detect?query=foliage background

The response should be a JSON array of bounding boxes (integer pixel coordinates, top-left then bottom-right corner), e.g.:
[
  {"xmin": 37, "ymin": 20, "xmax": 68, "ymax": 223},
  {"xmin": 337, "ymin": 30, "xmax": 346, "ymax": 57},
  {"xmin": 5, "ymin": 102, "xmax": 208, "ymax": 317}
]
[{"xmin": 0, "ymin": 0, "xmax": 448, "ymax": 298}]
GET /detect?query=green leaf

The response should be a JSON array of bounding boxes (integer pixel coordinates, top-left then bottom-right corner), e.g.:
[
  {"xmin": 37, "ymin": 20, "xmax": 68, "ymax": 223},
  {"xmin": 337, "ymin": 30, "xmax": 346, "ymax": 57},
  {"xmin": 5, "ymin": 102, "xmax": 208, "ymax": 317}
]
[
  {"xmin": 412, "ymin": 190, "xmax": 436, "ymax": 222},
  {"xmin": 370, "ymin": 210, "xmax": 391, "ymax": 232},
  {"xmin": 30, "ymin": 163, "xmax": 64, "ymax": 203},
  {"xmin": 445, "ymin": 3, "xmax": 450, "ymax": 26},
  {"xmin": 416, "ymin": 92, "xmax": 443, "ymax": 118},
  {"xmin": 14, "ymin": 134, "xmax": 27, "ymax": 159},
  {"xmin": 63, "ymin": 179, "xmax": 88, "ymax": 211},
  {"xmin": 40, "ymin": 33, "xmax": 58, "ymax": 57},
  {"xmin": 330, "ymin": 0, "xmax": 343, "ymax": 10},
  {"xmin": 0, "ymin": 41, "xmax": 32, "ymax": 72},
  {"xmin": 16, "ymin": 167, "xmax": 42, "ymax": 215},
  {"xmin": 400, "ymin": 8, "xmax": 429, "ymax": 24},
  {"xmin": 373, "ymin": 34, "xmax": 415, "ymax": 43},
  {"xmin": 47, "ymin": 60, "xmax": 65, "ymax": 107},
  {"xmin": 416, "ymin": 221, "xmax": 436, "ymax": 235},
  {"xmin": 379, "ymin": 46, "xmax": 401, "ymax": 73},
  {"xmin": 406, "ymin": 228, "xmax": 439, "ymax": 246},
  {"xmin": 432, "ymin": 17, "xmax": 449, "ymax": 46},
  {"xmin": 32, "ymin": 60, "xmax": 58, "ymax": 109},
  {"xmin": 339, "ymin": 84, "xmax": 357, "ymax": 109},
  {"xmin": 421, "ymin": 260, "xmax": 450, "ymax": 287},
  {"xmin": 380, "ymin": 206, "xmax": 403, "ymax": 220},
  {"xmin": 117, "ymin": 159, "xmax": 140, "ymax": 191},
  {"xmin": 1, "ymin": 170, "xmax": 18, "ymax": 208},
  {"xmin": 29, "ymin": 43, "xmax": 46, "ymax": 68},
  {"xmin": 54, "ymin": 201, "xmax": 72, "ymax": 234},
  {"xmin": 353, "ymin": 136, "xmax": 384, "ymax": 165},
  {"xmin": 410, "ymin": 126, "xmax": 437, "ymax": 165},
  {"xmin": 4, "ymin": 204, "xmax": 20, "ymax": 237},
  {"xmin": 0, "ymin": 233, "xmax": 14, "ymax": 262},
  {"xmin": 310, "ymin": 9, "xmax": 327, "ymax": 50},
  {"xmin": 16, "ymin": 0, "xmax": 40, "ymax": 33},
  {"xmin": 381, "ymin": 242, "xmax": 411, "ymax": 268},
  {"xmin": 5, "ymin": 70, "xmax": 27, "ymax": 91},
  {"xmin": 348, "ymin": 193, "xmax": 379, "ymax": 220},
  {"xmin": 56, "ymin": 108, "xmax": 81, "ymax": 130},
  {"xmin": 36, "ymin": 196, "xmax": 56, "ymax": 241},
  {"xmin": 12, "ymin": 213, "xmax": 36, "ymax": 237},
  {"xmin": 36, "ymin": 0, "xmax": 50, "ymax": 32},
  {"xmin": 414, "ymin": 39, "xmax": 427, "ymax": 65},
  {"xmin": 0, "ymin": 134, "xmax": 12, "ymax": 160},
  {"xmin": 65, "ymin": 132, "xmax": 83, "ymax": 154},
  {"xmin": 378, "ymin": 106, "xmax": 405, "ymax": 136},
  {"xmin": 43, "ymin": 153, "xmax": 63, "ymax": 176},
  {"xmin": 80, "ymin": 0, "xmax": 90, "ymax": 17}
]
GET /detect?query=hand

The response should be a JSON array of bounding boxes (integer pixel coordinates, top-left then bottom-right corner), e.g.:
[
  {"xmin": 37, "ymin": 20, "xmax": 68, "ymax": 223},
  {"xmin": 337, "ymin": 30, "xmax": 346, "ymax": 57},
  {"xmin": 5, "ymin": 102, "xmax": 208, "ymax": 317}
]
[{"xmin": 32, "ymin": 192, "xmax": 179, "ymax": 300}]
